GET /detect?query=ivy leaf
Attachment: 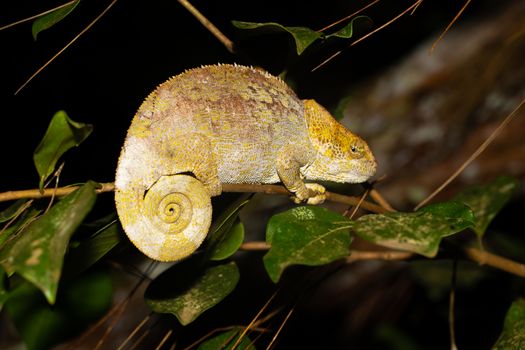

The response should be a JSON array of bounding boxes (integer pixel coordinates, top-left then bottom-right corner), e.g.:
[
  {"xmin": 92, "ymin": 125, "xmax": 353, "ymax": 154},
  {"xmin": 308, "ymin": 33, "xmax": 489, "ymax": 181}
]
[
  {"xmin": 206, "ymin": 195, "xmax": 250, "ymax": 261},
  {"xmin": 232, "ymin": 21, "xmax": 321, "ymax": 55},
  {"xmin": 492, "ymin": 299, "xmax": 525, "ymax": 349},
  {"xmin": 0, "ymin": 181, "xmax": 97, "ymax": 304},
  {"xmin": 454, "ymin": 176, "xmax": 519, "ymax": 237},
  {"xmin": 34, "ymin": 110, "xmax": 93, "ymax": 191},
  {"xmin": 198, "ymin": 328, "xmax": 255, "ymax": 350},
  {"xmin": 32, "ymin": 0, "xmax": 80, "ymax": 40},
  {"xmin": 263, "ymin": 206, "xmax": 351, "ymax": 283},
  {"xmin": 145, "ymin": 259, "xmax": 239, "ymax": 325},
  {"xmin": 352, "ymin": 202, "xmax": 475, "ymax": 258}
]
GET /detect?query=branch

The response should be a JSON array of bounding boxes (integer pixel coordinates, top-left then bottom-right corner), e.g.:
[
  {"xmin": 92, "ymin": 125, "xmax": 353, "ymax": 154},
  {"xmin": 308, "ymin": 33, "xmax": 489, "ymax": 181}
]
[
  {"xmin": 459, "ymin": 245, "xmax": 525, "ymax": 278},
  {"xmin": 0, "ymin": 182, "xmax": 390, "ymax": 214},
  {"xmin": 6, "ymin": 183, "xmax": 523, "ymax": 277},
  {"xmin": 0, "ymin": 182, "xmax": 115, "ymax": 202},
  {"xmin": 239, "ymin": 242, "xmax": 525, "ymax": 278},
  {"xmin": 346, "ymin": 250, "xmax": 413, "ymax": 262}
]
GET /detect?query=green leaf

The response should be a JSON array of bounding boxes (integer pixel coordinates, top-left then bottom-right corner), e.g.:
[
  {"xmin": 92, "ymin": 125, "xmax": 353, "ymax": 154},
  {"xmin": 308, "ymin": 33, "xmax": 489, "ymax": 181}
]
[
  {"xmin": 0, "ymin": 181, "xmax": 97, "ymax": 304},
  {"xmin": 64, "ymin": 220, "xmax": 121, "ymax": 276},
  {"xmin": 492, "ymin": 299, "xmax": 525, "ymax": 349},
  {"xmin": 352, "ymin": 202, "xmax": 475, "ymax": 258},
  {"xmin": 32, "ymin": 0, "xmax": 80, "ymax": 40},
  {"xmin": 455, "ymin": 176, "xmax": 519, "ymax": 237},
  {"xmin": 263, "ymin": 206, "xmax": 352, "ymax": 283},
  {"xmin": 209, "ymin": 221, "xmax": 244, "ymax": 261},
  {"xmin": 145, "ymin": 259, "xmax": 240, "ymax": 325},
  {"xmin": 198, "ymin": 329, "xmax": 255, "ymax": 350},
  {"xmin": 34, "ymin": 110, "xmax": 93, "ymax": 191},
  {"xmin": 325, "ymin": 16, "xmax": 370, "ymax": 39},
  {"xmin": 232, "ymin": 20, "xmax": 321, "ymax": 55},
  {"xmin": 206, "ymin": 195, "xmax": 250, "ymax": 261}
]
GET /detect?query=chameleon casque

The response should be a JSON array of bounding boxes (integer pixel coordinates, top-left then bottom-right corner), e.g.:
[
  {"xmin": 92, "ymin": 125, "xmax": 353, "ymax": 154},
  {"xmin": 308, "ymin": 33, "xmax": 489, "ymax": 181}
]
[{"xmin": 115, "ymin": 64, "xmax": 376, "ymax": 262}]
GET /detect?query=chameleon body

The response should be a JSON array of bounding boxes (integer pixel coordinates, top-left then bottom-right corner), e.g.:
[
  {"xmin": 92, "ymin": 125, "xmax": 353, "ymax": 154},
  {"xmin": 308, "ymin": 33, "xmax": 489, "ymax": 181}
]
[{"xmin": 115, "ymin": 64, "xmax": 376, "ymax": 261}]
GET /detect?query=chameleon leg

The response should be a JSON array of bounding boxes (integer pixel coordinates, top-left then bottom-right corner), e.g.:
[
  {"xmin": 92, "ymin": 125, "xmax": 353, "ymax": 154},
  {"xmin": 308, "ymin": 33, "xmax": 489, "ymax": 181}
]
[{"xmin": 276, "ymin": 146, "xmax": 326, "ymax": 204}]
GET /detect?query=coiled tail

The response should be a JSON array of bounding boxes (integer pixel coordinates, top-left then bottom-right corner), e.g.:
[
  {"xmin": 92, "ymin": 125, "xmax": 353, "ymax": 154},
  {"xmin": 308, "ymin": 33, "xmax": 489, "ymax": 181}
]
[{"xmin": 115, "ymin": 173, "xmax": 212, "ymax": 261}]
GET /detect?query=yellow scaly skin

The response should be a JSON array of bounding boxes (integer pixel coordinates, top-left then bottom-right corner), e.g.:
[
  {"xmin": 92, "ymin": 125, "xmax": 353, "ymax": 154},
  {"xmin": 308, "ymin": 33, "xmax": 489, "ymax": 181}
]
[{"xmin": 115, "ymin": 64, "xmax": 376, "ymax": 261}]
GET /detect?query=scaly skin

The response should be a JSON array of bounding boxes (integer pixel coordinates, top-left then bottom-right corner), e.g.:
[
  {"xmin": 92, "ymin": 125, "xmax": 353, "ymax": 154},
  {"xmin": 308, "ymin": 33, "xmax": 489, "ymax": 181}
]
[{"xmin": 115, "ymin": 64, "xmax": 376, "ymax": 261}]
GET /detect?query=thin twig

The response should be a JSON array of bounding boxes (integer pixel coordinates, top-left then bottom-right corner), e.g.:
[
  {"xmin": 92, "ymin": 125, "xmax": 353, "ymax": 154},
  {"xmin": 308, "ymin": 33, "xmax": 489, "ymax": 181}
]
[
  {"xmin": 369, "ymin": 188, "xmax": 395, "ymax": 212},
  {"xmin": 317, "ymin": 0, "xmax": 380, "ymax": 32},
  {"xmin": 128, "ymin": 329, "xmax": 150, "ymax": 350},
  {"xmin": 265, "ymin": 307, "xmax": 295, "ymax": 350},
  {"xmin": 414, "ymin": 97, "xmax": 525, "ymax": 210},
  {"xmin": 0, "ymin": 182, "xmax": 115, "ymax": 202},
  {"xmin": 44, "ymin": 163, "xmax": 64, "ymax": 213},
  {"xmin": 351, "ymin": 0, "xmax": 423, "ymax": 48},
  {"xmin": 239, "ymin": 241, "xmax": 271, "ymax": 251},
  {"xmin": 94, "ymin": 260, "xmax": 157, "ymax": 350},
  {"xmin": 366, "ymin": 176, "xmax": 396, "ymax": 212},
  {"xmin": 116, "ymin": 314, "xmax": 151, "ymax": 350},
  {"xmin": 15, "ymin": 0, "xmax": 118, "ymax": 94},
  {"xmin": 461, "ymin": 246, "xmax": 525, "ymax": 278},
  {"xmin": 231, "ymin": 291, "xmax": 278, "ymax": 350},
  {"xmin": 431, "ymin": 0, "xmax": 472, "ymax": 52},
  {"xmin": 0, "ymin": 200, "xmax": 33, "ymax": 237},
  {"xmin": 155, "ymin": 330, "xmax": 173, "ymax": 350},
  {"xmin": 346, "ymin": 250, "xmax": 414, "ymax": 262},
  {"xmin": 177, "ymin": 0, "xmax": 235, "ymax": 53},
  {"xmin": 347, "ymin": 188, "xmax": 369, "ymax": 219},
  {"xmin": 312, "ymin": 0, "xmax": 423, "ymax": 72},
  {"xmin": 0, "ymin": 0, "xmax": 76, "ymax": 31}
]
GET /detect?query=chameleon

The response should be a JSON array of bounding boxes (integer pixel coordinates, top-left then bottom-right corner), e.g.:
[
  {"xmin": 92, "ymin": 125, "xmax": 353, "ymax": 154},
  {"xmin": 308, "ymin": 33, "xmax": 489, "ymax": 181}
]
[{"xmin": 115, "ymin": 64, "xmax": 376, "ymax": 262}]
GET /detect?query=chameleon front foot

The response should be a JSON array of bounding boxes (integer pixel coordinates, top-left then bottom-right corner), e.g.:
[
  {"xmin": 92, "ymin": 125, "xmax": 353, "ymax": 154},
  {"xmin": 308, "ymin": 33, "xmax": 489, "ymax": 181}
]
[{"xmin": 291, "ymin": 183, "xmax": 326, "ymax": 205}]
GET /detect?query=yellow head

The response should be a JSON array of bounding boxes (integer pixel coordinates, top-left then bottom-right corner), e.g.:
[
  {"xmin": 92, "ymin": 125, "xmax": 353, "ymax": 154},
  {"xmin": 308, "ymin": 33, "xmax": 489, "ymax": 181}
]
[{"xmin": 302, "ymin": 99, "xmax": 377, "ymax": 183}]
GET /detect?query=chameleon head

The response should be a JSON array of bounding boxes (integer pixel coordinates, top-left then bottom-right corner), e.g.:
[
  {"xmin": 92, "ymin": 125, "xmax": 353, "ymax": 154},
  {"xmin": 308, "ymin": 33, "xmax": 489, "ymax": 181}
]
[{"xmin": 302, "ymin": 99, "xmax": 377, "ymax": 183}]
